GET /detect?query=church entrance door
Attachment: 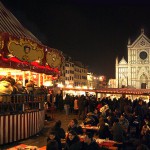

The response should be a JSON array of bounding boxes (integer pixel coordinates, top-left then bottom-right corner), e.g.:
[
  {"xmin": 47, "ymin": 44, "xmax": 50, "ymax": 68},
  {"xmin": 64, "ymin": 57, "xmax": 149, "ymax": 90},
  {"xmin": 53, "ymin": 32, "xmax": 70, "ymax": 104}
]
[{"xmin": 141, "ymin": 83, "xmax": 146, "ymax": 89}]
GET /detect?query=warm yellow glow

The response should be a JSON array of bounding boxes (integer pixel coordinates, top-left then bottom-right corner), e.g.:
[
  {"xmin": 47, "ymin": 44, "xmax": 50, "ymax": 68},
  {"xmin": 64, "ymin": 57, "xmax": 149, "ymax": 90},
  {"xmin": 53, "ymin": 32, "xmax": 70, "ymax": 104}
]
[
  {"xmin": 43, "ymin": 80, "xmax": 53, "ymax": 87},
  {"xmin": 65, "ymin": 80, "xmax": 69, "ymax": 85},
  {"xmin": 75, "ymin": 86, "xmax": 81, "ymax": 89},
  {"xmin": 66, "ymin": 84, "xmax": 73, "ymax": 88},
  {"xmin": 0, "ymin": 68, "xmax": 23, "ymax": 75},
  {"xmin": 82, "ymin": 86, "xmax": 87, "ymax": 89},
  {"xmin": 99, "ymin": 76, "xmax": 104, "ymax": 81},
  {"xmin": 33, "ymin": 75, "xmax": 36, "ymax": 79},
  {"xmin": 89, "ymin": 87, "xmax": 93, "ymax": 90},
  {"xmin": 57, "ymin": 83, "xmax": 64, "ymax": 88},
  {"xmin": 63, "ymin": 90, "xmax": 86, "ymax": 97}
]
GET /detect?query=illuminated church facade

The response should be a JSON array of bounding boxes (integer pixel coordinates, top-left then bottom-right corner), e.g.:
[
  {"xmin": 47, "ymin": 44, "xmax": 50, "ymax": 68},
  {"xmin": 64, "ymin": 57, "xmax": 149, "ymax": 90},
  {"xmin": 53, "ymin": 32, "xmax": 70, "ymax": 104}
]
[{"xmin": 116, "ymin": 29, "xmax": 150, "ymax": 89}]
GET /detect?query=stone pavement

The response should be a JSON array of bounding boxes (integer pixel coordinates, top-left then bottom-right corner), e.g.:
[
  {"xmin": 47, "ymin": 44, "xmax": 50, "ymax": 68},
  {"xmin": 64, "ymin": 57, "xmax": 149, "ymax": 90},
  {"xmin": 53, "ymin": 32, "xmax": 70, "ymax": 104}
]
[{"xmin": 0, "ymin": 110, "xmax": 81, "ymax": 150}]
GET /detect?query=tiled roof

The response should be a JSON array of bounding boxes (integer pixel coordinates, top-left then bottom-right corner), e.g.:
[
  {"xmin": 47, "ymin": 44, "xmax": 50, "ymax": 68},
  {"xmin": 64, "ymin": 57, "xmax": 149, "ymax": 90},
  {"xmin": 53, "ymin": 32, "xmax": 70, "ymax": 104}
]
[{"xmin": 0, "ymin": 2, "xmax": 41, "ymax": 44}]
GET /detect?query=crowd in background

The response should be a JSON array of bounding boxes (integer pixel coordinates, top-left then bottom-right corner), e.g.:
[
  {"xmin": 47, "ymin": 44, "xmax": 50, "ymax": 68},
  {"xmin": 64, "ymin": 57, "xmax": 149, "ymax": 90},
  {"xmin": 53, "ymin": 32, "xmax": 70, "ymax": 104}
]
[{"xmin": 46, "ymin": 93, "xmax": 150, "ymax": 150}]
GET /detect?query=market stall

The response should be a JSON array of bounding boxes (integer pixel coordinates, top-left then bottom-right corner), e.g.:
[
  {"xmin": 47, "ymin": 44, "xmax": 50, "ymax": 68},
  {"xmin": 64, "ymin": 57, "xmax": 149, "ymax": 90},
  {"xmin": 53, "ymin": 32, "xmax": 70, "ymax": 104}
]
[
  {"xmin": 0, "ymin": 35, "xmax": 64, "ymax": 145},
  {"xmin": 0, "ymin": 2, "xmax": 64, "ymax": 145},
  {"xmin": 96, "ymin": 88, "xmax": 150, "ymax": 102},
  {"xmin": 61, "ymin": 87, "xmax": 96, "ymax": 99}
]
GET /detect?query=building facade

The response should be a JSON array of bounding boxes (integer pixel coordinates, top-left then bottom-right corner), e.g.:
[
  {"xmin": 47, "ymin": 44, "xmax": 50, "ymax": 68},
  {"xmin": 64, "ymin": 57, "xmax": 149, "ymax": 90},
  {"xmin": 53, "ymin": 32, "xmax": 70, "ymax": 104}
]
[
  {"xmin": 58, "ymin": 56, "xmax": 88, "ymax": 88},
  {"xmin": 116, "ymin": 29, "xmax": 150, "ymax": 89},
  {"xmin": 74, "ymin": 61, "xmax": 87, "ymax": 87}
]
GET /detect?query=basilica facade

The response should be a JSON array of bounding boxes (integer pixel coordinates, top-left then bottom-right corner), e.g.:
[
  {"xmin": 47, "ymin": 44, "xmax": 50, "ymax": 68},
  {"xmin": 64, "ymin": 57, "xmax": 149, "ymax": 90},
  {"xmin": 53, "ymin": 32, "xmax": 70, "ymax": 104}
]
[{"xmin": 116, "ymin": 29, "xmax": 150, "ymax": 89}]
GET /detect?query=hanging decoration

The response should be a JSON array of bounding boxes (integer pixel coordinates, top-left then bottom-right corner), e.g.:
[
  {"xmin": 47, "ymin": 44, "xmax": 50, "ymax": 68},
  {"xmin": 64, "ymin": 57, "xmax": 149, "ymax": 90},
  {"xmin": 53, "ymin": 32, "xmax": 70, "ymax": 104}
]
[{"xmin": 0, "ymin": 32, "xmax": 64, "ymax": 77}]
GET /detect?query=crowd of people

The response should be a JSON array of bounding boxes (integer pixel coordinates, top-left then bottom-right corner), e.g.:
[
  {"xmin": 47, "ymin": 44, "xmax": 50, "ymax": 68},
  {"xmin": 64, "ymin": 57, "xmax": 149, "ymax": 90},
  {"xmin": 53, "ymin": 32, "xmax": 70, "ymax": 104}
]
[
  {"xmin": 46, "ymin": 119, "xmax": 101, "ymax": 150},
  {"xmin": 0, "ymin": 73, "xmax": 150, "ymax": 149},
  {"xmin": 0, "ymin": 72, "xmax": 49, "ymax": 113},
  {"xmin": 46, "ymin": 93, "xmax": 150, "ymax": 150}
]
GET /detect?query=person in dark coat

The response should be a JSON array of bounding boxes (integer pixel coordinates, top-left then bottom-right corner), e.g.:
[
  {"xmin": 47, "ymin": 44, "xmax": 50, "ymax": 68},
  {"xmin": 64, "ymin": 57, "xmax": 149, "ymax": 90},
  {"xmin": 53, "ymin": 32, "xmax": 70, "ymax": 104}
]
[
  {"xmin": 111, "ymin": 118, "xmax": 124, "ymax": 143},
  {"xmin": 82, "ymin": 132, "xmax": 100, "ymax": 150},
  {"xmin": 78, "ymin": 95, "xmax": 85, "ymax": 120},
  {"xmin": 47, "ymin": 131, "xmax": 62, "ymax": 150},
  {"xmin": 57, "ymin": 93, "xmax": 64, "ymax": 112},
  {"xmin": 67, "ymin": 118, "xmax": 83, "ymax": 135},
  {"xmin": 64, "ymin": 130, "xmax": 82, "ymax": 150},
  {"xmin": 97, "ymin": 120, "xmax": 111, "ymax": 139},
  {"xmin": 133, "ymin": 99, "xmax": 145, "ymax": 137},
  {"xmin": 47, "ymin": 140, "xmax": 58, "ymax": 150},
  {"xmin": 51, "ymin": 120, "xmax": 65, "ymax": 139}
]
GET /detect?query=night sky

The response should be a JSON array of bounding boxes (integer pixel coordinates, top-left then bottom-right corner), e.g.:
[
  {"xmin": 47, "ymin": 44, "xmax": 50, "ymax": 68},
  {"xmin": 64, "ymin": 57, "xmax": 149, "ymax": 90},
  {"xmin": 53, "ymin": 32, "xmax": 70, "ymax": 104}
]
[{"xmin": 1, "ymin": 0, "xmax": 150, "ymax": 79}]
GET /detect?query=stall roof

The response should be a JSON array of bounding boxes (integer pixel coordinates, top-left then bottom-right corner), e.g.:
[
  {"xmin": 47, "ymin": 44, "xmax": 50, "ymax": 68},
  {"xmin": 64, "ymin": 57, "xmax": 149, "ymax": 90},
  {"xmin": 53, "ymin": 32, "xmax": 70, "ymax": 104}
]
[
  {"xmin": 62, "ymin": 88, "xmax": 150, "ymax": 95},
  {"xmin": 96, "ymin": 88, "xmax": 150, "ymax": 95},
  {"xmin": 0, "ymin": 2, "xmax": 41, "ymax": 44},
  {"xmin": 0, "ymin": 2, "xmax": 64, "ymax": 75}
]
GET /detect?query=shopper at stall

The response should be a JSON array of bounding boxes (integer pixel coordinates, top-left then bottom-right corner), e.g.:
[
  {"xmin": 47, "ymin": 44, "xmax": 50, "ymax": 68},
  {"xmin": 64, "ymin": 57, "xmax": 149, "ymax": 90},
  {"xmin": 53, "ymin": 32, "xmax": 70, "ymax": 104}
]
[
  {"xmin": 0, "ymin": 80, "xmax": 13, "ymax": 103},
  {"xmin": 25, "ymin": 82, "xmax": 34, "ymax": 103},
  {"xmin": 5, "ymin": 72, "xmax": 16, "ymax": 86},
  {"xmin": 15, "ymin": 81, "xmax": 26, "ymax": 93}
]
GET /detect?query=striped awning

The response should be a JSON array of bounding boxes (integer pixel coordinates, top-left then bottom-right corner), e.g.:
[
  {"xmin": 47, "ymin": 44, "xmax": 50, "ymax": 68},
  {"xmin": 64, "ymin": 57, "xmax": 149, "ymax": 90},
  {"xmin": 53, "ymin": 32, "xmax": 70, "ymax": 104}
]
[{"xmin": 0, "ymin": 2, "xmax": 41, "ymax": 44}]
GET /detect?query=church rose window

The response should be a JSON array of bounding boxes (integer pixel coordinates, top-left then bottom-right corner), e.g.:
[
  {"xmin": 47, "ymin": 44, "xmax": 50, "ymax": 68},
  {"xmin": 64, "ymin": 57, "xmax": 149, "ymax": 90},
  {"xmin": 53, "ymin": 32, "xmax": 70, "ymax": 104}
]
[{"xmin": 139, "ymin": 51, "xmax": 147, "ymax": 60}]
